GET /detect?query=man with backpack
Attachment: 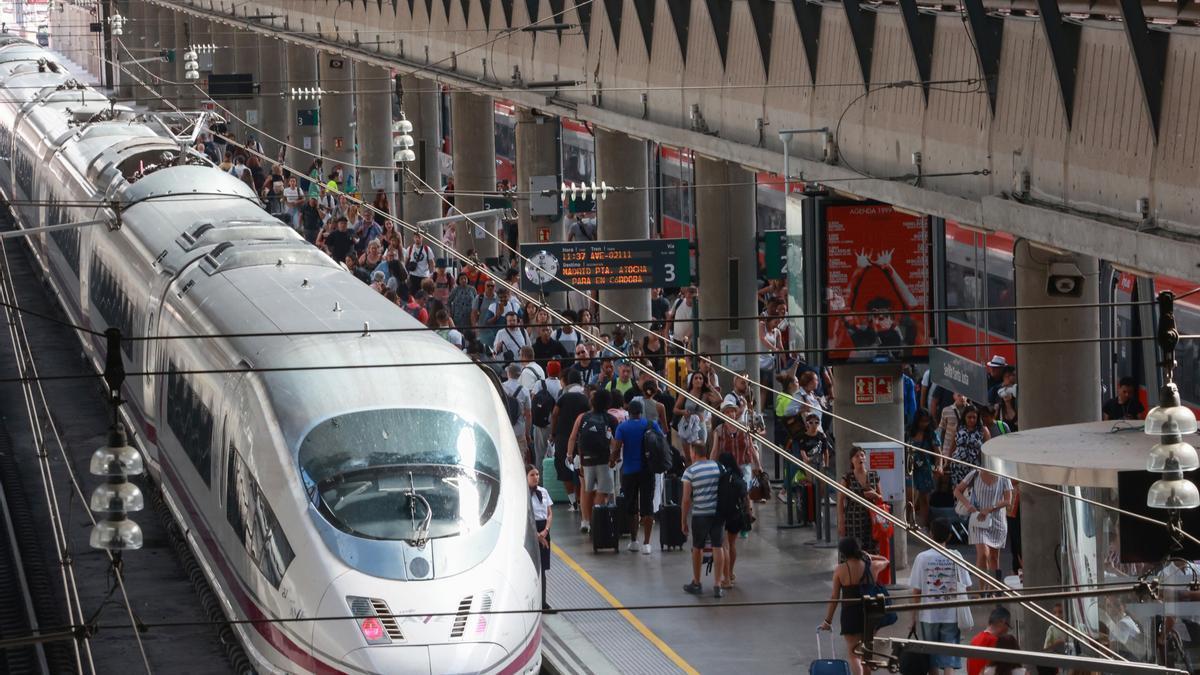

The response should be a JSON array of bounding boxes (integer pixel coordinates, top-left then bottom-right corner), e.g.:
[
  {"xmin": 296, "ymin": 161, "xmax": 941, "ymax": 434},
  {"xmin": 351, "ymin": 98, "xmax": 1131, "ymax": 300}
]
[
  {"xmin": 681, "ymin": 440, "xmax": 726, "ymax": 597},
  {"xmin": 501, "ymin": 364, "xmax": 533, "ymax": 463},
  {"xmin": 567, "ymin": 389, "xmax": 618, "ymax": 529},
  {"xmin": 608, "ymin": 399, "xmax": 664, "ymax": 554},
  {"xmin": 552, "ymin": 369, "xmax": 588, "ymax": 517}
]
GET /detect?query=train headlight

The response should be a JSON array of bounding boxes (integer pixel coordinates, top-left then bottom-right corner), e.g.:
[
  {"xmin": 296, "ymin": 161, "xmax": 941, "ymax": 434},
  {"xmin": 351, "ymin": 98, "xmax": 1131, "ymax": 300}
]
[{"xmin": 359, "ymin": 617, "xmax": 388, "ymax": 644}]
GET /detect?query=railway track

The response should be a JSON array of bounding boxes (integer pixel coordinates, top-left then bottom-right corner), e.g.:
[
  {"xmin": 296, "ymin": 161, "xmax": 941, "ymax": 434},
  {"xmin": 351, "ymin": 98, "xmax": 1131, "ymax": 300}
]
[{"xmin": 0, "ymin": 209, "xmax": 235, "ymax": 673}]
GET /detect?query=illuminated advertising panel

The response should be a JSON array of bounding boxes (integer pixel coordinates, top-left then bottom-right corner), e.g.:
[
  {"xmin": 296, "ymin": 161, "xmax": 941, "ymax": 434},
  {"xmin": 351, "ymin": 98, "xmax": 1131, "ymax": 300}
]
[{"xmin": 822, "ymin": 202, "xmax": 930, "ymax": 362}]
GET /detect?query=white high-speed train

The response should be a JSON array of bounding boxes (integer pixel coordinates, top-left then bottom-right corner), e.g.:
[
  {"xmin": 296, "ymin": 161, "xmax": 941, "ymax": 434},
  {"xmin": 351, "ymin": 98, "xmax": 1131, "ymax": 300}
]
[{"xmin": 0, "ymin": 37, "xmax": 542, "ymax": 674}]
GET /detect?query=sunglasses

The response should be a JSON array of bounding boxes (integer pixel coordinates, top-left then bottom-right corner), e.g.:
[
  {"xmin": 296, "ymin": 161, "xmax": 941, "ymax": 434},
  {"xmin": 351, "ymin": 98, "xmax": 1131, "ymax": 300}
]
[{"xmin": 806, "ymin": 419, "xmax": 819, "ymax": 425}]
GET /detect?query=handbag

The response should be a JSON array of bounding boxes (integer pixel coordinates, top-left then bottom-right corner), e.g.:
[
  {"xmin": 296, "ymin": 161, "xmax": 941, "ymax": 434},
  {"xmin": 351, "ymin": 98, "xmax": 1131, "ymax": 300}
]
[
  {"xmin": 954, "ymin": 471, "xmax": 978, "ymax": 517},
  {"xmin": 957, "ymin": 602, "xmax": 974, "ymax": 632},
  {"xmin": 860, "ymin": 559, "xmax": 898, "ymax": 628},
  {"xmin": 897, "ymin": 626, "xmax": 931, "ymax": 675}
]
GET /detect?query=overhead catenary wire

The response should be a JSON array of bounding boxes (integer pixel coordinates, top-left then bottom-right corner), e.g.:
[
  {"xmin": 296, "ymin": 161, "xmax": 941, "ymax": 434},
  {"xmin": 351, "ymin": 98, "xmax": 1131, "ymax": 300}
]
[
  {"xmin": 79, "ymin": 33, "xmax": 1200, "ymax": 561},
  {"xmin": 104, "ymin": 30, "xmax": 1174, "ymax": 663},
  {"xmin": 112, "ymin": 54, "xmax": 1125, "ymax": 660},
  {"xmin": 0, "ymin": 579, "xmax": 1167, "ymax": 647}
]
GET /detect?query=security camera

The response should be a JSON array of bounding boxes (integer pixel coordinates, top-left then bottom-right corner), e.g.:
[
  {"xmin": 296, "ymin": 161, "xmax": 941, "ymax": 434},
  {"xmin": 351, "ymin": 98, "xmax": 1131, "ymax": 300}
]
[{"xmin": 1047, "ymin": 261, "xmax": 1084, "ymax": 298}]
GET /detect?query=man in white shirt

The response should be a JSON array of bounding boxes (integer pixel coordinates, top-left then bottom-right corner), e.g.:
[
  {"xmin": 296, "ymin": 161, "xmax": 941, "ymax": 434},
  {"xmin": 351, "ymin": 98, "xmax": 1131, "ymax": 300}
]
[
  {"xmin": 502, "ymin": 364, "xmax": 533, "ymax": 462},
  {"xmin": 283, "ymin": 177, "xmax": 303, "ymax": 228},
  {"xmin": 493, "ymin": 312, "xmax": 529, "ymax": 366},
  {"xmin": 518, "ymin": 346, "xmax": 547, "ymax": 394},
  {"xmin": 670, "ymin": 286, "xmax": 697, "ymax": 346},
  {"xmin": 909, "ymin": 518, "xmax": 973, "ymax": 675},
  {"xmin": 404, "ymin": 231, "xmax": 435, "ymax": 293}
]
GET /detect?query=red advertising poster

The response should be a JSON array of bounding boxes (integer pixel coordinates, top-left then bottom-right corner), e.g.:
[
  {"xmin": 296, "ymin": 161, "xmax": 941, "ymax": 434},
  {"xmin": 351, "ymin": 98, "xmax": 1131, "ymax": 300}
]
[{"xmin": 824, "ymin": 204, "xmax": 930, "ymax": 361}]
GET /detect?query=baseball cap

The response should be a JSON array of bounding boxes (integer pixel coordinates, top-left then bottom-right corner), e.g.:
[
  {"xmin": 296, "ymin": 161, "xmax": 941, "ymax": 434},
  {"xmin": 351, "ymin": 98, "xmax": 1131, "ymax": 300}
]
[
  {"xmin": 546, "ymin": 361, "xmax": 562, "ymax": 377},
  {"xmin": 626, "ymin": 399, "xmax": 644, "ymax": 416}
]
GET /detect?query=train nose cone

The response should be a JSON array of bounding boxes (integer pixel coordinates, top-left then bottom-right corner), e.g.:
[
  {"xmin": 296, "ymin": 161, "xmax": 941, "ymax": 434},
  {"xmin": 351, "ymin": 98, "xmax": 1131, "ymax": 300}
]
[{"xmin": 338, "ymin": 645, "xmax": 432, "ymax": 674}]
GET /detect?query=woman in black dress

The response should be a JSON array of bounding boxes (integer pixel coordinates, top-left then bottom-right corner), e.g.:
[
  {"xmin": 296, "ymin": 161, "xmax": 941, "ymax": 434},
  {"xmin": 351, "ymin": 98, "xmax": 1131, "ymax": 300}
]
[
  {"xmin": 838, "ymin": 446, "xmax": 881, "ymax": 552},
  {"xmin": 820, "ymin": 537, "xmax": 890, "ymax": 675}
]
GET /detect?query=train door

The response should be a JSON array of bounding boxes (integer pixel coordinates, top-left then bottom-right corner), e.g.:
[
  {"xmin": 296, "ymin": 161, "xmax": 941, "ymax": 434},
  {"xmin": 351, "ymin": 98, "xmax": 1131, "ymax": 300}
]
[
  {"xmin": 1151, "ymin": 275, "xmax": 1200, "ymax": 412},
  {"xmin": 1100, "ymin": 266, "xmax": 1152, "ymax": 409}
]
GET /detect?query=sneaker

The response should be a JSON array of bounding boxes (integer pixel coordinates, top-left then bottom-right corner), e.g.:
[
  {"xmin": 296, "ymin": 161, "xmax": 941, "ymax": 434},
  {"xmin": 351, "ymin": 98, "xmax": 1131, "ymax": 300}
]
[
  {"xmin": 580, "ymin": 523, "xmax": 590, "ymax": 534},
  {"xmin": 714, "ymin": 587, "xmax": 726, "ymax": 599},
  {"xmin": 627, "ymin": 539, "xmax": 640, "ymax": 552},
  {"xmin": 642, "ymin": 543, "xmax": 653, "ymax": 555},
  {"xmin": 739, "ymin": 530, "xmax": 749, "ymax": 539},
  {"xmin": 567, "ymin": 502, "xmax": 578, "ymax": 512},
  {"xmin": 683, "ymin": 582, "xmax": 703, "ymax": 595}
]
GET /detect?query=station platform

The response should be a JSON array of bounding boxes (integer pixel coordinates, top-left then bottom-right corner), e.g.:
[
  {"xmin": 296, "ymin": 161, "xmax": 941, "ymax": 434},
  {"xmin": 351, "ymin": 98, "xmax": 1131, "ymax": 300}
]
[
  {"xmin": 540, "ymin": 492, "xmax": 856, "ymax": 675},
  {"xmin": 538, "ymin": 485, "xmax": 993, "ymax": 675}
]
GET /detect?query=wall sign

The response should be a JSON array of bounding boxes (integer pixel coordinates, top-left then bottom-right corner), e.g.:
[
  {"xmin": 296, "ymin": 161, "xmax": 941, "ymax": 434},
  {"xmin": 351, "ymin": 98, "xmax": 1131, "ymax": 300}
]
[
  {"xmin": 518, "ymin": 238, "xmax": 690, "ymax": 292},
  {"xmin": 853, "ymin": 375, "xmax": 894, "ymax": 405},
  {"xmin": 929, "ymin": 347, "xmax": 989, "ymax": 402}
]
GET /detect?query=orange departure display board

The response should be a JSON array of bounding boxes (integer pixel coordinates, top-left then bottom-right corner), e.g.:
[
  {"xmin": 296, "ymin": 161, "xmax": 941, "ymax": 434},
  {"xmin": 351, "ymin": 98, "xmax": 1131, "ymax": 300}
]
[{"xmin": 519, "ymin": 239, "xmax": 691, "ymax": 292}]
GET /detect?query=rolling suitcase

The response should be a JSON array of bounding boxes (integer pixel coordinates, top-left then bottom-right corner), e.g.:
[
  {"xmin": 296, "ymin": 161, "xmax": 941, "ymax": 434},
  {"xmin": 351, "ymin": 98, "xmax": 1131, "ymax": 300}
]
[
  {"xmin": 658, "ymin": 503, "xmax": 686, "ymax": 550},
  {"xmin": 541, "ymin": 455, "xmax": 570, "ymax": 503},
  {"xmin": 591, "ymin": 502, "xmax": 622, "ymax": 553},
  {"xmin": 661, "ymin": 474, "xmax": 683, "ymax": 508},
  {"xmin": 810, "ymin": 628, "xmax": 851, "ymax": 675},
  {"xmin": 794, "ymin": 480, "xmax": 816, "ymax": 524}
]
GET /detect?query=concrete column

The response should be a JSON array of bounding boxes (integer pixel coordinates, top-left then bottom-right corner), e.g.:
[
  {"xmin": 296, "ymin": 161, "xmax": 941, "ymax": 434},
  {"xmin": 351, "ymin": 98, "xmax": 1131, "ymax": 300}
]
[
  {"xmin": 285, "ymin": 43, "xmax": 319, "ymax": 171},
  {"xmin": 450, "ymin": 91, "xmax": 497, "ymax": 258},
  {"xmin": 113, "ymin": 0, "xmax": 132, "ymax": 99},
  {"xmin": 516, "ymin": 107, "xmax": 563, "ymax": 245},
  {"xmin": 141, "ymin": 3, "xmax": 164, "ymax": 108},
  {"xmin": 256, "ymin": 36, "xmax": 288, "ymax": 165},
  {"xmin": 694, "ymin": 155, "xmax": 758, "ymax": 393},
  {"xmin": 400, "ymin": 74, "xmax": 442, "ymax": 225},
  {"xmin": 595, "ymin": 128, "xmax": 650, "ymax": 322},
  {"xmin": 1012, "ymin": 240, "xmax": 1100, "ymax": 647},
  {"xmin": 830, "ymin": 362, "xmax": 907, "ymax": 567},
  {"xmin": 355, "ymin": 64, "xmax": 396, "ymax": 222},
  {"xmin": 318, "ymin": 52, "xmax": 355, "ymax": 186},
  {"xmin": 170, "ymin": 10, "xmax": 192, "ymax": 109},
  {"xmin": 126, "ymin": 0, "xmax": 146, "ymax": 103},
  {"xmin": 229, "ymin": 25, "xmax": 259, "ymax": 140}
]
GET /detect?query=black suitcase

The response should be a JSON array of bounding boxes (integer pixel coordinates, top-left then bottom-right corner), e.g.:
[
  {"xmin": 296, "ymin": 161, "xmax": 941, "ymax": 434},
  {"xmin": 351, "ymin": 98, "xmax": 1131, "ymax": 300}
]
[
  {"xmin": 662, "ymin": 475, "xmax": 683, "ymax": 508},
  {"xmin": 591, "ymin": 502, "xmax": 622, "ymax": 553},
  {"xmin": 658, "ymin": 503, "xmax": 687, "ymax": 550}
]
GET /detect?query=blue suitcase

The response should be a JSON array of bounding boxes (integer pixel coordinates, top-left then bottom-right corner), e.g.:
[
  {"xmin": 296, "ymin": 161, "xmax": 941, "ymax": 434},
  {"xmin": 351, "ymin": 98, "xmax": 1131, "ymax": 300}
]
[{"xmin": 810, "ymin": 628, "xmax": 851, "ymax": 675}]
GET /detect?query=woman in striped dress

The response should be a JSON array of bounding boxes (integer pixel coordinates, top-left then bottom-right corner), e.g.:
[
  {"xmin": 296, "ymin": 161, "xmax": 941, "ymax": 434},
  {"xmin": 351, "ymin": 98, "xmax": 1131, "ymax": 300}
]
[{"xmin": 954, "ymin": 468, "xmax": 1013, "ymax": 586}]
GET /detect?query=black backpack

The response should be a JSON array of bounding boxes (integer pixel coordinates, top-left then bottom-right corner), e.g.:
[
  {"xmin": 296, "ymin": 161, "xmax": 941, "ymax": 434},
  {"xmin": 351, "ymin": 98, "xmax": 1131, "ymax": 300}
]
[
  {"xmin": 577, "ymin": 413, "xmax": 611, "ymax": 464},
  {"xmin": 642, "ymin": 424, "xmax": 670, "ymax": 474},
  {"xmin": 716, "ymin": 465, "xmax": 745, "ymax": 522},
  {"xmin": 502, "ymin": 386, "xmax": 521, "ymax": 425},
  {"xmin": 531, "ymin": 379, "xmax": 555, "ymax": 428}
]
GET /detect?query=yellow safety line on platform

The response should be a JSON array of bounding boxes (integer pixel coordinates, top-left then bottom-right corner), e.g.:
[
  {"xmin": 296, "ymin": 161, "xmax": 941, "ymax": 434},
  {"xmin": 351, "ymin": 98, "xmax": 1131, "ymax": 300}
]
[{"xmin": 551, "ymin": 543, "xmax": 698, "ymax": 675}]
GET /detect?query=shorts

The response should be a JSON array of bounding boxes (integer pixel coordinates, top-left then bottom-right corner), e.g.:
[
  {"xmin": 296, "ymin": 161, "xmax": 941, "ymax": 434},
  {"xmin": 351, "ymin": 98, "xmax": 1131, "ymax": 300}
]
[
  {"xmin": 582, "ymin": 464, "xmax": 615, "ymax": 495},
  {"xmin": 620, "ymin": 470, "xmax": 655, "ymax": 520},
  {"xmin": 553, "ymin": 437, "xmax": 575, "ymax": 482},
  {"xmin": 691, "ymin": 514, "xmax": 725, "ymax": 549},
  {"xmin": 919, "ymin": 622, "xmax": 962, "ymax": 669}
]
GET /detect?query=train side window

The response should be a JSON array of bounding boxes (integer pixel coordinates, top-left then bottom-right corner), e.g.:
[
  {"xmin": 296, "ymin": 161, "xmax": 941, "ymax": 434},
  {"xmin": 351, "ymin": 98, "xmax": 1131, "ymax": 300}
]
[
  {"xmin": 89, "ymin": 254, "xmax": 134, "ymax": 359},
  {"xmin": 225, "ymin": 443, "xmax": 246, "ymax": 546},
  {"xmin": 226, "ymin": 448, "xmax": 294, "ymax": 588},
  {"xmin": 166, "ymin": 362, "xmax": 213, "ymax": 486}
]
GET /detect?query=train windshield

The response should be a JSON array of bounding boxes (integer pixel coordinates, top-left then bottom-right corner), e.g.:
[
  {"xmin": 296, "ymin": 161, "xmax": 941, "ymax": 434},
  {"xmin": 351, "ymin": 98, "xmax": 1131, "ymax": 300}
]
[{"xmin": 299, "ymin": 409, "xmax": 502, "ymax": 542}]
